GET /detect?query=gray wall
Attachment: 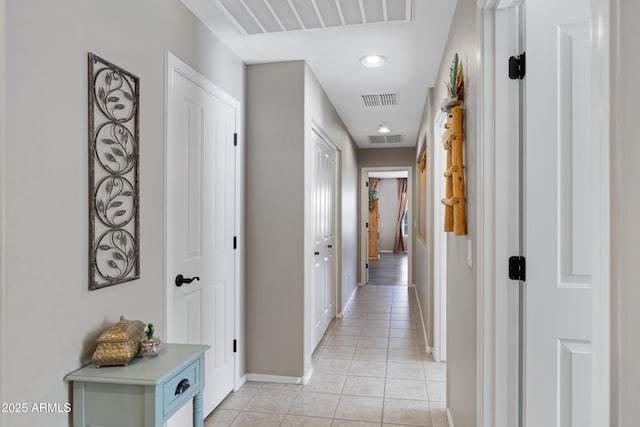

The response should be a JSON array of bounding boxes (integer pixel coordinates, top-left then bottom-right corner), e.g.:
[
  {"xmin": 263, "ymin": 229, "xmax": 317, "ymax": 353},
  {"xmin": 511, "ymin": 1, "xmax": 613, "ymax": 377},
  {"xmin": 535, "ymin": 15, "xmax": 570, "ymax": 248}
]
[
  {"xmin": 0, "ymin": 0, "xmax": 6, "ymax": 415},
  {"xmin": 414, "ymin": 88, "xmax": 436, "ymax": 352},
  {"xmin": 611, "ymin": 0, "xmax": 640, "ymax": 424},
  {"xmin": 359, "ymin": 147, "xmax": 416, "ymax": 168},
  {"xmin": 0, "ymin": 1, "xmax": 246, "ymax": 426},
  {"xmin": 245, "ymin": 62, "xmax": 359, "ymax": 379},
  {"xmin": 246, "ymin": 61, "xmax": 306, "ymax": 377},
  {"xmin": 430, "ymin": 0, "xmax": 479, "ymax": 425}
]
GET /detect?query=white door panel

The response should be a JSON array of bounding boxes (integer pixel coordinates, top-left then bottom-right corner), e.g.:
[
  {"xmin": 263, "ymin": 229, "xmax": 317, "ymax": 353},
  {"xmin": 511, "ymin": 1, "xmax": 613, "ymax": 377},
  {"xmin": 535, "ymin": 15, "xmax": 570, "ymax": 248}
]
[
  {"xmin": 312, "ymin": 130, "xmax": 336, "ymax": 350},
  {"xmin": 524, "ymin": 1, "xmax": 592, "ymax": 426},
  {"xmin": 167, "ymin": 62, "xmax": 236, "ymax": 424}
]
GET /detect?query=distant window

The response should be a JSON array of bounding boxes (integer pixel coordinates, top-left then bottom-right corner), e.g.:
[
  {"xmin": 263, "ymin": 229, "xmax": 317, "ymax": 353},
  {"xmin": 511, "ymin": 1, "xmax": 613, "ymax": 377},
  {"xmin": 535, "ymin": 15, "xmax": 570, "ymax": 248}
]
[{"xmin": 403, "ymin": 210, "xmax": 409, "ymax": 236}]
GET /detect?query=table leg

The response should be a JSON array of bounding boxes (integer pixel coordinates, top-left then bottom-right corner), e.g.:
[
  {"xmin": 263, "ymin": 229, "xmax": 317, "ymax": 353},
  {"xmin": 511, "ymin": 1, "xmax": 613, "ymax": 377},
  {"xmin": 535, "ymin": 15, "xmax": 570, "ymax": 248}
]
[
  {"xmin": 192, "ymin": 391, "xmax": 203, "ymax": 427},
  {"xmin": 72, "ymin": 382, "xmax": 87, "ymax": 427}
]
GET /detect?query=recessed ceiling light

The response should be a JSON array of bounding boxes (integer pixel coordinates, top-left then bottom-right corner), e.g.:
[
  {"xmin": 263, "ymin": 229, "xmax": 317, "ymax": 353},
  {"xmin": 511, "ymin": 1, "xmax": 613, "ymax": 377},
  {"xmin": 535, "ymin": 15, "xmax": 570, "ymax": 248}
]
[
  {"xmin": 377, "ymin": 124, "xmax": 391, "ymax": 134},
  {"xmin": 361, "ymin": 55, "xmax": 386, "ymax": 68}
]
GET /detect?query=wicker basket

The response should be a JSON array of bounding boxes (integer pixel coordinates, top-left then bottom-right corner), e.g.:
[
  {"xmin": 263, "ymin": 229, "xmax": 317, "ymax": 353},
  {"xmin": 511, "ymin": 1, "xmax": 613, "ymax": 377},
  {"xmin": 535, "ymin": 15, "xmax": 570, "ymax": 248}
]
[{"xmin": 92, "ymin": 316, "xmax": 145, "ymax": 367}]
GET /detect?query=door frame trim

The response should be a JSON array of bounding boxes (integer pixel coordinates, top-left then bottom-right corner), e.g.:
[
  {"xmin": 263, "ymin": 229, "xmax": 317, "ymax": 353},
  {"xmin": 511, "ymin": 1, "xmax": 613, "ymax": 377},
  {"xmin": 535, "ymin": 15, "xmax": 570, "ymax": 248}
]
[
  {"xmin": 359, "ymin": 166, "xmax": 414, "ymax": 292},
  {"xmin": 589, "ymin": 0, "xmax": 611, "ymax": 424},
  {"xmin": 163, "ymin": 52, "xmax": 243, "ymax": 391},
  {"xmin": 476, "ymin": 0, "xmax": 611, "ymax": 426},
  {"xmin": 310, "ymin": 124, "xmax": 341, "ymax": 323},
  {"xmin": 476, "ymin": 3, "xmax": 522, "ymax": 425},
  {"xmin": 304, "ymin": 122, "xmax": 341, "ymax": 380},
  {"xmin": 432, "ymin": 109, "xmax": 449, "ymax": 363}
]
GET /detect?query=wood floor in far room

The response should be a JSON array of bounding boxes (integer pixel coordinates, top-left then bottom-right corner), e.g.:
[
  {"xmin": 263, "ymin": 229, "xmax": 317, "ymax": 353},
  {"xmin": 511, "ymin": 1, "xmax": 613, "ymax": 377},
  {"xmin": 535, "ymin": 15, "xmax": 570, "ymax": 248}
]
[{"xmin": 367, "ymin": 253, "xmax": 408, "ymax": 286}]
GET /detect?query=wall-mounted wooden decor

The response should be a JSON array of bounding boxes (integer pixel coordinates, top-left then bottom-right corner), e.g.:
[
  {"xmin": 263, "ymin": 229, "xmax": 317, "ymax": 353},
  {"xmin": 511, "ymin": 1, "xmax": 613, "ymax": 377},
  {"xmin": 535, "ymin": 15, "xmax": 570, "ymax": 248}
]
[
  {"xmin": 418, "ymin": 149, "xmax": 427, "ymax": 243},
  {"xmin": 368, "ymin": 178, "xmax": 380, "ymax": 260},
  {"xmin": 88, "ymin": 53, "xmax": 140, "ymax": 290},
  {"xmin": 441, "ymin": 53, "xmax": 466, "ymax": 235}
]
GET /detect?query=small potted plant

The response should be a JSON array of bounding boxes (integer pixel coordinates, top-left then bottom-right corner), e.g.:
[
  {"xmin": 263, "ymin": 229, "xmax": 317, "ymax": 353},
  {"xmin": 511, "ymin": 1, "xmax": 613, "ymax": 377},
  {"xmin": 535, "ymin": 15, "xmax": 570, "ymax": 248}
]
[{"xmin": 140, "ymin": 323, "xmax": 161, "ymax": 358}]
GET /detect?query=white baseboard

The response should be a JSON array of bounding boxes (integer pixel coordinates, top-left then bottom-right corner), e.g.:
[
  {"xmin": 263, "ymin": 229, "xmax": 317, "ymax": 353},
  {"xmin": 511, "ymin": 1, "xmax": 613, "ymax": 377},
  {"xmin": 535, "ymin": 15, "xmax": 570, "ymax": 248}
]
[
  {"xmin": 236, "ymin": 375, "xmax": 247, "ymax": 391},
  {"xmin": 410, "ymin": 283, "xmax": 431, "ymax": 351},
  {"xmin": 301, "ymin": 366, "xmax": 314, "ymax": 385},
  {"xmin": 245, "ymin": 373, "xmax": 305, "ymax": 384},
  {"xmin": 447, "ymin": 408, "xmax": 455, "ymax": 427},
  {"xmin": 338, "ymin": 283, "xmax": 359, "ymax": 318},
  {"xmin": 357, "ymin": 282, "xmax": 365, "ymax": 287}
]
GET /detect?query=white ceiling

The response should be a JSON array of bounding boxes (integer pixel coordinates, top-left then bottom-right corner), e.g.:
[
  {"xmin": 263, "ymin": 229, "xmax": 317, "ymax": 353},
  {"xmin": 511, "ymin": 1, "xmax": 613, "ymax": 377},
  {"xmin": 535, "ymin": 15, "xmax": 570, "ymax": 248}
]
[{"xmin": 180, "ymin": 0, "xmax": 457, "ymax": 149}]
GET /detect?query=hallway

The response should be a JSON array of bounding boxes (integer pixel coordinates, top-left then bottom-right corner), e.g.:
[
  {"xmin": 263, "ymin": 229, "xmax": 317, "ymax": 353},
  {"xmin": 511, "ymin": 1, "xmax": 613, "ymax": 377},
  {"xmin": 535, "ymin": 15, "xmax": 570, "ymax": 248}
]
[
  {"xmin": 206, "ymin": 285, "xmax": 445, "ymax": 426},
  {"xmin": 0, "ymin": 1, "xmax": 630, "ymax": 426}
]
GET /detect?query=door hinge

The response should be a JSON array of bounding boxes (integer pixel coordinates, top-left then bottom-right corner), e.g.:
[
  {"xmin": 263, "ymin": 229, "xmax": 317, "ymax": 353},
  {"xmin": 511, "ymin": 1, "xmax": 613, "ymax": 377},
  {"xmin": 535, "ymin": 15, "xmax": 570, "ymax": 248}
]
[
  {"xmin": 233, "ymin": 236, "xmax": 237, "ymax": 249},
  {"xmin": 233, "ymin": 339, "xmax": 237, "ymax": 353},
  {"xmin": 509, "ymin": 256, "xmax": 526, "ymax": 281},
  {"xmin": 509, "ymin": 52, "xmax": 526, "ymax": 80},
  {"xmin": 366, "ymin": 263, "xmax": 369, "ymax": 269},
  {"xmin": 366, "ymin": 222, "xmax": 369, "ymax": 228},
  {"xmin": 365, "ymin": 181, "xmax": 369, "ymax": 187},
  {"xmin": 234, "ymin": 133, "xmax": 238, "ymax": 147}
]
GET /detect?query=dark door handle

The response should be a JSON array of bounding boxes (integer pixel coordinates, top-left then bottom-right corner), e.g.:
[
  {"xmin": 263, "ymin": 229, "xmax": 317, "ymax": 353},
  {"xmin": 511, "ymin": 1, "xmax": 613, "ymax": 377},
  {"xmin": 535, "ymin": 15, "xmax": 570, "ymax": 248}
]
[
  {"xmin": 175, "ymin": 274, "xmax": 200, "ymax": 287},
  {"xmin": 314, "ymin": 251, "xmax": 320, "ymax": 256},
  {"xmin": 328, "ymin": 245, "xmax": 333, "ymax": 248},
  {"xmin": 175, "ymin": 378, "xmax": 191, "ymax": 395}
]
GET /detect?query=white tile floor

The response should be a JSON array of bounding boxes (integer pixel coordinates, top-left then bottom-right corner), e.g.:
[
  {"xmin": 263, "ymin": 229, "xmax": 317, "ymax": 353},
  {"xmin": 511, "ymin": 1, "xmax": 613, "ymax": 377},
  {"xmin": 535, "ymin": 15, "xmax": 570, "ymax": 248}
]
[{"xmin": 205, "ymin": 285, "xmax": 447, "ymax": 427}]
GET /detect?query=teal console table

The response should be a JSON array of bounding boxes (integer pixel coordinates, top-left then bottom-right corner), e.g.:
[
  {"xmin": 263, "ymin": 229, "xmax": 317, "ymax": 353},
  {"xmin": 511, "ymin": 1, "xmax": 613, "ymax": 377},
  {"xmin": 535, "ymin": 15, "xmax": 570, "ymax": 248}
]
[{"xmin": 65, "ymin": 343, "xmax": 209, "ymax": 427}]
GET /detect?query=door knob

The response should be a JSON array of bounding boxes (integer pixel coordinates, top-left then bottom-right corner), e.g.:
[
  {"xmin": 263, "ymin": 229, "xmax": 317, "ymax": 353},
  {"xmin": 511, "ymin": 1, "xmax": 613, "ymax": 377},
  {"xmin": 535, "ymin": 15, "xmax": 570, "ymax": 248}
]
[
  {"xmin": 314, "ymin": 251, "xmax": 320, "ymax": 256},
  {"xmin": 328, "ymin": 245, "xmax": 333, "ymax": 248},
  {"xmin": 175, "ymin": 274, "xmax": 200, "ymax": 287}
]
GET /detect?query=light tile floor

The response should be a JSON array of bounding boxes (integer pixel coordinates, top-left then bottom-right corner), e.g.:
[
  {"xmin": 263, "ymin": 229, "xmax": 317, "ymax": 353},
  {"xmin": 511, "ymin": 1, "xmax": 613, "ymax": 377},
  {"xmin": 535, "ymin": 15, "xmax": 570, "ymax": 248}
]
[{"xmin": 205, "ymin": 285, "xmax": 447, "ymax": 427}]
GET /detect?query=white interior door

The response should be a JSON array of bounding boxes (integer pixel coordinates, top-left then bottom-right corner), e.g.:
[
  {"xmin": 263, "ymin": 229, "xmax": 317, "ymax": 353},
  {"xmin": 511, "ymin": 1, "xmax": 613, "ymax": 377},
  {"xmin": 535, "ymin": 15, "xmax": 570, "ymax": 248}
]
[
  {"xmin": 312, "ymin": 130, "xmax": 336, "ymax": 350},
  {"xmin": 524, "ymin": 1, "xmax": 592, "ymax": 426},
  {"xmin": 364, "ymin": 175, "xmax": 369, "ymax": 285},
  {"xmin": 166, "ymin": 57, "xmax": 237, "ymax": 422}
]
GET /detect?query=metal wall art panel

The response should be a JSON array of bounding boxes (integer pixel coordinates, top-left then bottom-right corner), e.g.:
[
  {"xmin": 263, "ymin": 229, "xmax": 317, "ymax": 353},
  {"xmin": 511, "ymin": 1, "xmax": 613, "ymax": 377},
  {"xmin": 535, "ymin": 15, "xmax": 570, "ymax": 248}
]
[{"xmin": 88, "ymin": 53, "xmax": 140, "ymax": 290}]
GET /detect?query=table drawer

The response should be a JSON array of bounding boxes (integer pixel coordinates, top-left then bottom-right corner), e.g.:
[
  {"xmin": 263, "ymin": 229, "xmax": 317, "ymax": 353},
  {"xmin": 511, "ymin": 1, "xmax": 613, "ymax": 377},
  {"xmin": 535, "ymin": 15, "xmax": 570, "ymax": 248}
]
[{"xmin": 163, "ymin": 359, "xmax": 200, "ymax": 416}]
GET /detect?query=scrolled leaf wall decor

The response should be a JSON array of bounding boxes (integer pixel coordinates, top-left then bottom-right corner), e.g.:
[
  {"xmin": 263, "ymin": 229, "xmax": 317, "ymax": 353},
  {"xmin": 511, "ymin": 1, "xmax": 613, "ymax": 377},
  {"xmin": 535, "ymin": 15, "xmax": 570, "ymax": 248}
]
[{"xmin": 88, "ymin": 53, "xmax": 140, "ymax": 290}]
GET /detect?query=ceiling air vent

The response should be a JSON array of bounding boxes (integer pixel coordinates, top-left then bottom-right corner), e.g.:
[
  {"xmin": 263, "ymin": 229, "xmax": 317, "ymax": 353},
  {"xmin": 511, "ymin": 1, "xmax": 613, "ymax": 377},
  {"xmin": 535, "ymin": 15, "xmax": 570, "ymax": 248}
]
[
  {"xmin": 369, "ymin": 135, "xmax": 403, "ymax": 144},
  {"xmin": 361, "ymin": 93, "xmax": 398, "ymax": 107},
  {"xmin": 385, "ymin": 134, "xmax": 403, "ymax": 143},
  {"xmin": 216, "ymin": 0, "xmax": 414, "ymax": 35}
]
